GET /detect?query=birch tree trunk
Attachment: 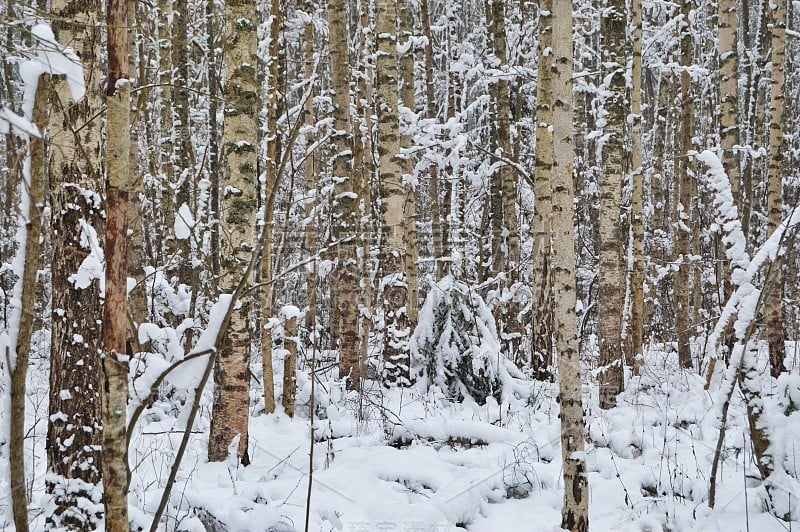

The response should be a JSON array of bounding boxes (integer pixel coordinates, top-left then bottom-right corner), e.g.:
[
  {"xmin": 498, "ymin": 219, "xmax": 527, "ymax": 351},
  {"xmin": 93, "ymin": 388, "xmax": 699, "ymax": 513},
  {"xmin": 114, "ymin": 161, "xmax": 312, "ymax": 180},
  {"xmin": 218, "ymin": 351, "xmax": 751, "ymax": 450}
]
[
  {"xmin": 718, "ymin": 0, "xmax": 739, "ymax": 198},
  {"xmin": 713, "ymin": 0, "xmax": 739, "ymax": 367},
  {"xmin": 597, "ymin": 0, "xmax": 627, "ymax": 409},
  {"xmin": 1, "ymin": 0, "xmax": 20, "ymax": 247},
  {"xmin": 128, "ymin": 111, "xmax": 148, "ymax": 339},
  {"xmin": 46, "ymin": 0, "xmax": 106, "ymax": 526},
  {"xmin": 420, "ymin": 0, "xmax": 446, "ymax": 278},
  {"xmin": 172, "ymin": 0, "xmax": 199, "ymax": 352},
  {"xmin": 497, "ymin": 8, "xmax": 518, "ymax": 280},
  {"xmin": 400, "ymin": 1, "xmax": 419, "ymax": 330},
  {"xmin": 327, "ymin": 0, "xmax": 361, "ymax": 387},
  {"xmin": 354, "ymin": 2, "xmax": 375, "ymax": 395},
  {"xmin": 281, "ymin": 310, "xmax": 298, "ymax": 417},
  {"xmin": 531, "ymin": 0, "xmax": 554, "ymax": 379},
  {"xmin": 737, "ymin": 0, "xmax": 754, "ymax": 245},
  {"xmin": 489, "ymin": 0, "xmax": 518, "ymax": 278},
  {"xmin": 765, "ymin": 0, "xmax": 787, "ymax": 377},
  {"xmin": 552, "ymin": 0, "xmax": 589, "ymax": 527},
  {"xmin": 261, "ymin": 0, "xmax": 283, "ymax": 415},
  {"xmin": 376, "ymin": 0, "xmax": 410, "ymax": 384},
  {"xmin": 629, "ymin": 0, "xmax": 645, "ymax": 374},
  {"xmin": 101, "ymin": 0, "xmax": 133, "ymax": 525},
  {"xmin": 302, "ymin": 1, "xmax": 317, "ymax": 344},
  {"xmin": 487, "ymin": 0, "xmax": 522, "ymax": 359},
  {"xmin": 207, "ymin": 2, "xmax": 222, "ymax": 281},
  {"xmin": 444, "ymin": 0, "xmax": 460, "ymax": 260},
  {"xmin": 208, "ymin": 0, "xmax": 259, "ymax": 464},
  {"xmin": 674, "ymin": 0, "xmax": 694, "ymax": 370}
]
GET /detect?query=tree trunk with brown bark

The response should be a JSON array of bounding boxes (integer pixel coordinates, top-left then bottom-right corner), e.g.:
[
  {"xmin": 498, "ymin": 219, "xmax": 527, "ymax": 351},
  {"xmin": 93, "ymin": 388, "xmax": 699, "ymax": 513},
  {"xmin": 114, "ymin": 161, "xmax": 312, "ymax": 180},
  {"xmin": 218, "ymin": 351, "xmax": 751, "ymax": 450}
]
[
  {"xmin": 9, "ymin": 74, "xmax": 49, "ymax": 532},
  {"xmin": 101, "ymin": 0, "xmax": 133, "ymax": 525}
]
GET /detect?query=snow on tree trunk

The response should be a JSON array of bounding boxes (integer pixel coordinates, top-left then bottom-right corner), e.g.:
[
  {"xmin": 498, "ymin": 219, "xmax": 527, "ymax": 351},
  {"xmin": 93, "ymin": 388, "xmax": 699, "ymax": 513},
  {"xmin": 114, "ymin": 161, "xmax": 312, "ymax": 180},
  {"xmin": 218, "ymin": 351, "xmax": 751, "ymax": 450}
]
[
  {"xmin": 400, "ymin": 1, "xmax": 419, "ymax": 334},
  {"xmin": 485, "ymin": 0, "xmax": 522, "ymax": 363},
  {"xmin": 765, "ymin": 0, "xmax": 788, "ymax": 377},
  {"xmin": 326, "ymin": 0, "xmax": 361, "ymax": 388},
  {"xmin": 171, "ymin": 0, "xmax": 198, "ymax": 330},
  {"xmin": 376, "ymin": 0, "xmax": 411, "ymax": 385},
  {"xmin": 709, "ymin": 0, "xmax": 740, "ymax": 374},
  {"xmin": 208, "ymin": 0, "xmax": 259, "ymax": 464},
  {"xmin": 698, "ymin": 149, "xmax": 799, "ymax": 520},
  {"xmin": 597, "ymin": 0, "xmax": 627, "ymax": 409},
  {"xmin": 531, "ymin": 0, "xmax": 554, "ymax": 380},
  {"xmin": 261, "ymin": 0, "xmax": 284, "ymax": 415},
  {"xmin": 673, "ymin": 0, "xmax": 694, "ymax": 370},
  {"xmin": 46, "ymin": 3, "xmax": 106, "ymax": 526}
]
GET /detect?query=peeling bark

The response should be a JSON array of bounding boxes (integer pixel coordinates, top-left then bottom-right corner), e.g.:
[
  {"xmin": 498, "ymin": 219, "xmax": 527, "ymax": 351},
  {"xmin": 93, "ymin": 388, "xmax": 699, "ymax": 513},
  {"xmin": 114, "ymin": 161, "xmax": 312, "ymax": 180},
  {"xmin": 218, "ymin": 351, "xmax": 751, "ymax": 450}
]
[{"xmin": 102, "ymin": 0, "xmax": 133, "ymax": 525}]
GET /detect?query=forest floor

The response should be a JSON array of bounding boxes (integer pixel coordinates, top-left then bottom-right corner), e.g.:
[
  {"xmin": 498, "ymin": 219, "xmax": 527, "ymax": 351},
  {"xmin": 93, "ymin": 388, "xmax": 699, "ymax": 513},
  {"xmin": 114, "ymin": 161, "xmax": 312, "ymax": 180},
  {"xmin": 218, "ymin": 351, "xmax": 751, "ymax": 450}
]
[{"xmin": 14, "ymin": 344, "xmax": 800, "ymax": 531}]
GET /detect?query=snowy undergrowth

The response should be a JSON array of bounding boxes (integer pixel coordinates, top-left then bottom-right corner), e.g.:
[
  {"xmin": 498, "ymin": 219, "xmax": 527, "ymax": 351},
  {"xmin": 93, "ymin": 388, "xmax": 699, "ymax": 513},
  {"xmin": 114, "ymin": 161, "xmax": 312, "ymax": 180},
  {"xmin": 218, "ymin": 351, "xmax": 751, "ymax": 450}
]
[
  {"xmin": 584, "ymin": 349, "xmax": 777, "ymax": 532},
  {"xmin": 124, "ymin": 347, "xmax": 800, "ymax": 531},
  {"xmin": 10, "ymin": 346, "xmax": 799, "ymax": 531}
]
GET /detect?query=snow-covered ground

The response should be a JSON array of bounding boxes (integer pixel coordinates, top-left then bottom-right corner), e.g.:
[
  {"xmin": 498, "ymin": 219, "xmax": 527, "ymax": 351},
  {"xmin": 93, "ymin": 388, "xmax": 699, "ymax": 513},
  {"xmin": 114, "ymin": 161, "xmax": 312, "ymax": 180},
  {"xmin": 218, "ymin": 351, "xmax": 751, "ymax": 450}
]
[{"xmin": 8, "ymin": 344, "xmax": 796, "ymax": 531}]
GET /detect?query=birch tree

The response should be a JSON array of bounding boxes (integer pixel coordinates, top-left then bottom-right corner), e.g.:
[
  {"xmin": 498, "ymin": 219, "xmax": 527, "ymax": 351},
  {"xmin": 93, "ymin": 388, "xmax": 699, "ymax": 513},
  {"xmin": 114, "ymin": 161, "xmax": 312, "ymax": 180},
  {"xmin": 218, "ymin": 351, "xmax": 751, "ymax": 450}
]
[
  {"xmin": 487, "ymin": 0, "xmax": 523, "ymax": 360},
  {"xmin": 673, "ymin": 0, "xmax": 694, "ymax": 369},
  {"xmin": 718, "ymin": 0, "xmax": 738, "ymax": 200},
  {"xmin": 400, "ymin": 0, "xmax": 419, "ymax": 333},
  {"xmin": 9, "ymin": 74, "xmax": 48, "ymax": 532},
  {"xmin": 488, "ymin": 0, "xmax": 519, "ymax": 280},
  {"xmin": 46, "ymin": 0, "xmax": 106, "ymax": 525},
  {"xmin": 208, "ymin": 0, "xmax": 259, "ymax": 464},
  {"xmin": 376, "ymin": 0, "xmax": 411, "ymax": 384},
  {"xmin": 628, "ymin": 0, "xmax": 645, "ymax": 373},
  {"xmin": 420, "ymin": 0, "xmax": 446, "ymax": 278},
  {"xmin": 327, "ymin": 0, "xmax": 362, "ymax": 387},
  {"xmin": 261, "ymin": 0, "xmax": 284, "ymax": 414},
  {"xmin": 764, "ymin": 0, "xmax": 787, "ymax": 377},
  {"xmin": 597, "ymin": 0, "xmax": 627, "ymax": 408},
  {"xmin": 531, "ymin": 0, "xmax": 554, "ymax": 379},
  {"xmin": 552, "ymin": 0, "xmax": 589, "ymax": 526}
]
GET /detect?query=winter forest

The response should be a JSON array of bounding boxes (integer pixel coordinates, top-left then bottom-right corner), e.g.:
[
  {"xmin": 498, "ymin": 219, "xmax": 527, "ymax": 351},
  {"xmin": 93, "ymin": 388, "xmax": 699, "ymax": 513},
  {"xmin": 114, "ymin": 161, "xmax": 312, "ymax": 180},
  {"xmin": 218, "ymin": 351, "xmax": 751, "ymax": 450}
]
[{"xmin": 1, "ymin": 0, "xmax": 800, "ymax": 528}]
